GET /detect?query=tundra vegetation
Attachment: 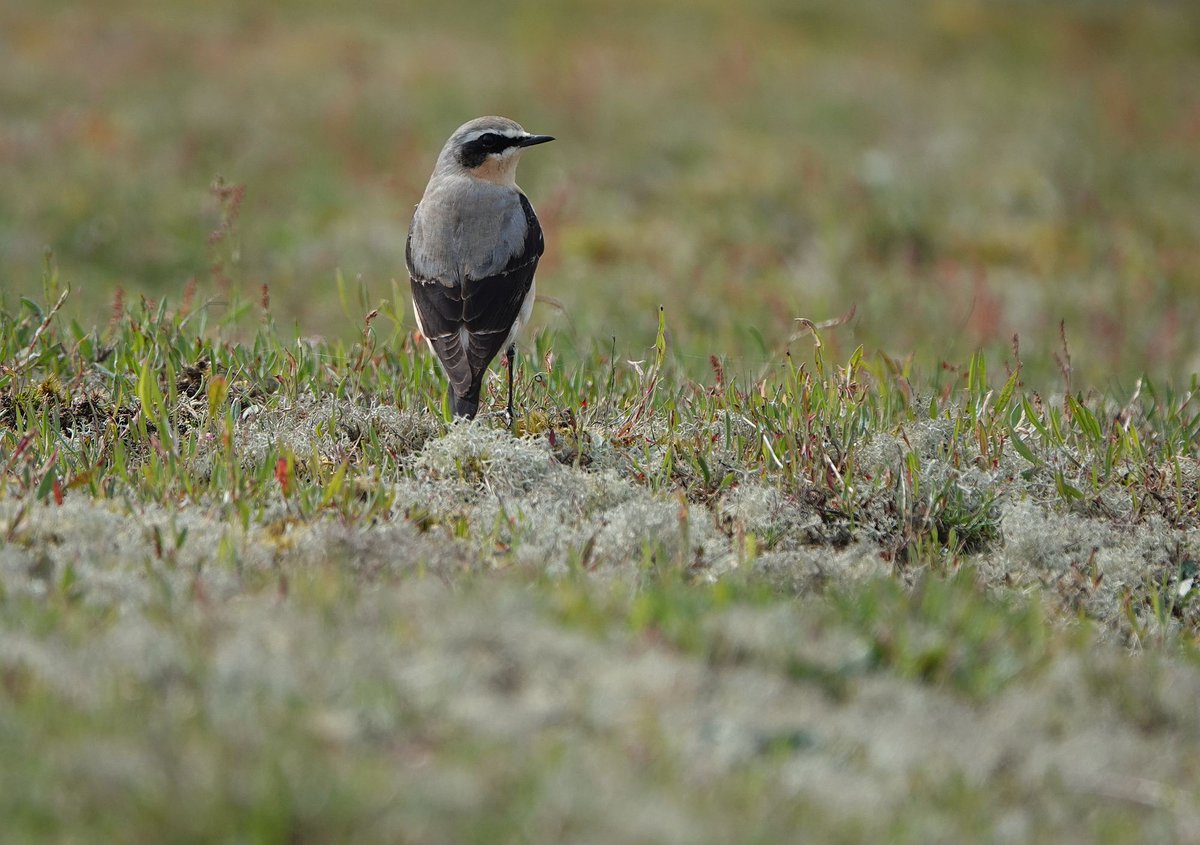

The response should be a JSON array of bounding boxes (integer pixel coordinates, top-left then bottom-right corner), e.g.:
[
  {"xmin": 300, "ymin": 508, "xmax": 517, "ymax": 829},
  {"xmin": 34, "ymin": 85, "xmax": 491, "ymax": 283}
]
[{"xmin": 3, "ymin": 1, "xmax": 1200, "ymax": 842}]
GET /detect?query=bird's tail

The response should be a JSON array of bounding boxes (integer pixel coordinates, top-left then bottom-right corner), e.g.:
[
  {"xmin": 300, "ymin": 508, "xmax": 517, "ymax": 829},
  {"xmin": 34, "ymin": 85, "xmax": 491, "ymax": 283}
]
[{"xmin": 450, "ymin": 390, "xmax": 480, "ymax": 420}]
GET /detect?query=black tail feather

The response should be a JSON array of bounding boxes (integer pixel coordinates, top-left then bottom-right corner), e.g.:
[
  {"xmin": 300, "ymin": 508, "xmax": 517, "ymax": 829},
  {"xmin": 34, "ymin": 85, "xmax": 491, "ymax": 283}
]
[{"xmin": 450, "ymin": 390, "xmax": 480, "ymax": 420}]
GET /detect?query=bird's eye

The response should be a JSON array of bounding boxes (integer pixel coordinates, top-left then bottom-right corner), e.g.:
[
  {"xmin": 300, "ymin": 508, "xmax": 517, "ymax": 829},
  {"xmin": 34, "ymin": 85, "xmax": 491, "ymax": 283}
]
[{"xmin": 477, "ymin": 133, "xmax": 499, "ymax": 147}]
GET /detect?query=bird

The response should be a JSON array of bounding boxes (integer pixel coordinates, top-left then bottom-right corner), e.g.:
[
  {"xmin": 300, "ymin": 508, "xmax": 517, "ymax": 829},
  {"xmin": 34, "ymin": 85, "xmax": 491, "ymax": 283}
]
[{"xmin": 406, "ymin": 116, "xmax": 554, "ymax": 421}]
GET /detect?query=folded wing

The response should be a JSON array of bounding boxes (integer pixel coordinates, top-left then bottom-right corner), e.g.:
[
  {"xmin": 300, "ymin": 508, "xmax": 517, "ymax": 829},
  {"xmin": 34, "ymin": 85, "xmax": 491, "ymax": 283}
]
[{"xmin": 409, "ymin": 193, "xmax": 543, "ymax": 403}]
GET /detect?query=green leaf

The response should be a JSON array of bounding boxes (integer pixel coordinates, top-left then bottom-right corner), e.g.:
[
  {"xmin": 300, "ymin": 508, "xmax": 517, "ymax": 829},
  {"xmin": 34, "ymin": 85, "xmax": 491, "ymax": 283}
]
[
  {"xmin": 35, "ymin": 462, "xmax": 58, "ymax": 502},
  {"xmin": 1021, "ymin": 395, "xmax": 1049, "ymax": 439},
  {"xmin": 320, "ymin": 460, "xmax": 349, "ymax": 508},
  {"xmin": 1068, "ymin": 395, "xmax": 1103, "ymax": 445},
  {"xmin": 848, "ymin": 345, "xmax": 864, "ymax": 371},
  {"xmin": 1055, "ymin": 470, "xmax": 1084, "ymax": 501},
  {"xmin": 1009, "ymin": 428, "xmax": 1041, "ymax": 466},
  {"xmin": 994, "ymin": 369, "xmax": 1019, "ymax": 418},
  {"xmin": 137, "ymin": 356, "xmax": 164, "ymax": 423}
]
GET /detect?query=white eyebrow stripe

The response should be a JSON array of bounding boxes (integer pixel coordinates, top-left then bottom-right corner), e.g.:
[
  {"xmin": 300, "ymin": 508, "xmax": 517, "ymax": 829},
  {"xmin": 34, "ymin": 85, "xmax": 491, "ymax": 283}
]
[{"xmin": 462, "ymin": 128, "xmax": 525, "ymax": 144}]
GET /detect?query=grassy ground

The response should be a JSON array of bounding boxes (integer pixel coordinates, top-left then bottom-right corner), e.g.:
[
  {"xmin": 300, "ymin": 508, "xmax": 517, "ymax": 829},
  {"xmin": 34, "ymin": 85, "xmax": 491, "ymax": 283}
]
[{"xmin": 4, "ymin": 0, "xmax": 1200, "ymax": 842}]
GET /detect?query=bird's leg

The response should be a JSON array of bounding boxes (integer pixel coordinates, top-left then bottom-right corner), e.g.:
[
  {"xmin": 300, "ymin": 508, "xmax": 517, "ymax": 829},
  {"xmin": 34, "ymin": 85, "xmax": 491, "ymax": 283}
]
[{"xmin": 505, "ymin": 343, "xmax": 517, "ymax": 430}]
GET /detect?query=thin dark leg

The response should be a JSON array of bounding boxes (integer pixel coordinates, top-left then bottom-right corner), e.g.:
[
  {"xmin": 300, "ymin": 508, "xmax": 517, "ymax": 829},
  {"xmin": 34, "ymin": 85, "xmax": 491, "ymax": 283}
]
[{"xmin": 506, "ymin": 343, "xmax": 516, "ymax": 429}]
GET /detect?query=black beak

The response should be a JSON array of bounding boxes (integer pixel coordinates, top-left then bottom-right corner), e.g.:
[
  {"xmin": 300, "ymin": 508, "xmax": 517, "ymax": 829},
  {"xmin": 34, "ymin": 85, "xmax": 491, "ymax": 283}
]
[{"xmin": 518, "ymin": 134, "xmax": 555, "ymax": 148}]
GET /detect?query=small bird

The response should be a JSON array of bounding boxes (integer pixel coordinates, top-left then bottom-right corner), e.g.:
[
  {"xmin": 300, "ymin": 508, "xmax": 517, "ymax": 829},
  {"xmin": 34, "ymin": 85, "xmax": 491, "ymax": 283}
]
[{"xmin": 407, "ymin": 116, "xmax": 555, "ymax": 420}]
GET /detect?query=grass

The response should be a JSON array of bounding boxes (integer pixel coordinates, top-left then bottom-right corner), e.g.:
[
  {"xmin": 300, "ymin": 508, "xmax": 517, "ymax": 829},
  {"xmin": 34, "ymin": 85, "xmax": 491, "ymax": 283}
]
[
  {"xmin": 4, "ymin": 0, "xmax": 1200, "ymax": 841},
  {"xmin": 5, "ymin": 259, "xmax": 1200, "ymax": 841}
]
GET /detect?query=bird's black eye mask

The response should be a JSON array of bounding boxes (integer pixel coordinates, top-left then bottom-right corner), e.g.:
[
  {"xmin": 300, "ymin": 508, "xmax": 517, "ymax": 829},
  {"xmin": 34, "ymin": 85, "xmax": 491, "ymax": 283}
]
[{"xmin": 458, "ymin": 132, "xmax": 519, "ymax": 168}]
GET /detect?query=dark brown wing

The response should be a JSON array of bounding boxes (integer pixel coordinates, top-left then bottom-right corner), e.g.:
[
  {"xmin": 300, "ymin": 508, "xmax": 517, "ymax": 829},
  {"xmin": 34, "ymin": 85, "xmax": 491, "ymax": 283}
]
[{"xmin": 409, "ymin": 193, "xmax": 543, "ymax": 402}]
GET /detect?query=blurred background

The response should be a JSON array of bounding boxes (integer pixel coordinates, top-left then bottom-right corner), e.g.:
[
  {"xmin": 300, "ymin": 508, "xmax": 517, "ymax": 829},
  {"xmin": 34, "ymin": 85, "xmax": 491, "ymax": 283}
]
[{"xmin": 2, "ymin": 0, "xmax": 1198, "ymax": 388}]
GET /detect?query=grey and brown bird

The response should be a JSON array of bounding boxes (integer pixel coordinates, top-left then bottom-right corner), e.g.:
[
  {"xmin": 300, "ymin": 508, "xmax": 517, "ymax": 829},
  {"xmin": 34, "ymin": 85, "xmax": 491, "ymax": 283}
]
[{"xmin": 407, "ymin": 116, "xmax": 554, "ymax": 420}]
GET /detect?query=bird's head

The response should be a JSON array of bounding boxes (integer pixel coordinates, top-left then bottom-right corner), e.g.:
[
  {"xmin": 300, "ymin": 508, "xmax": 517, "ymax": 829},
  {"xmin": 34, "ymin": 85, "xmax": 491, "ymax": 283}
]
[{"xmin": 436, "ymin": 116, "xmax": 554, "ymax": 186}]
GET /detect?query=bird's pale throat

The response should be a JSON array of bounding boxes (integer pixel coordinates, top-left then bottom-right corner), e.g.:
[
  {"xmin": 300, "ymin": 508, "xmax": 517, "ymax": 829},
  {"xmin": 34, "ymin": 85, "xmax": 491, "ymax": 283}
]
[{"xmin": 470, "ymin": 153, "xmax": 520, "ymax": 186}]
